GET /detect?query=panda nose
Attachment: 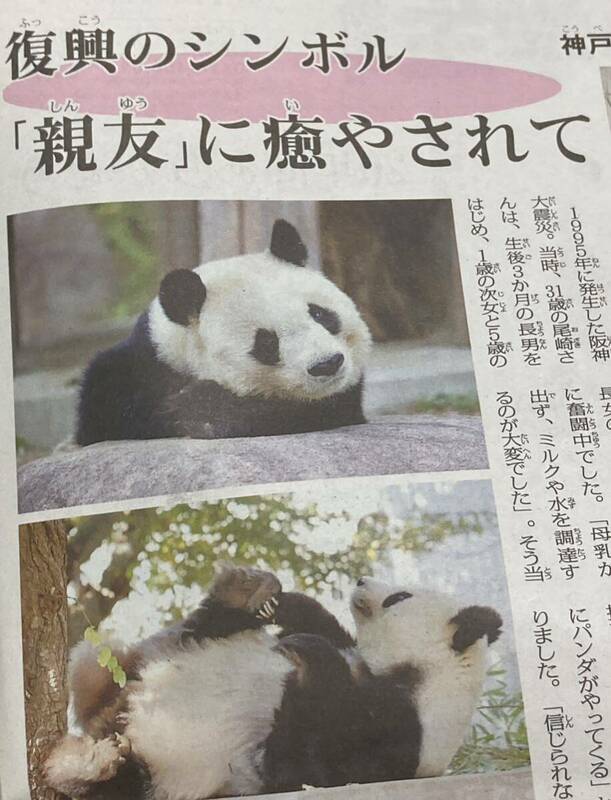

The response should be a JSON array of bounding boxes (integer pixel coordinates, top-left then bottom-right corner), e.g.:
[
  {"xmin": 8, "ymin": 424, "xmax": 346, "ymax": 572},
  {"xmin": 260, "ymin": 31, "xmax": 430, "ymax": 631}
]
[
  {"xmin": 308, "ymin": 352, "xmax": 344, "ymax": 377},
  {"xmin": 356, "ymin": 577, "xmax": 367, "ymax": 587}
]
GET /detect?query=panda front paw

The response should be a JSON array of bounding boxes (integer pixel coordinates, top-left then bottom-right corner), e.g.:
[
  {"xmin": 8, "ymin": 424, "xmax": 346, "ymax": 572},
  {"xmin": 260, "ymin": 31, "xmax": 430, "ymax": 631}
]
[
  {"xmin": 87, "ymin": 734, "xmax": 131, "ymax": 781},
  {"xmin": 210, "ymin": 563, "xmax": 282, "ymax": 616},
  {"xmin": 44, "ymin": 733, "xmax": 132, "ymax": 795},
  {"xmin": 256, "ymin": 595, "xmax": 280, "ymax": 622}
]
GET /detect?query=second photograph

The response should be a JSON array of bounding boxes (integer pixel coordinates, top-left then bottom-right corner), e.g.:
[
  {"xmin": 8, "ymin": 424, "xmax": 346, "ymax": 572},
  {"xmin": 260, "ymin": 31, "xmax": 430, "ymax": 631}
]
[{"xmin": 20, "ymin": 477, "xmax": 531, "ymax": 800}]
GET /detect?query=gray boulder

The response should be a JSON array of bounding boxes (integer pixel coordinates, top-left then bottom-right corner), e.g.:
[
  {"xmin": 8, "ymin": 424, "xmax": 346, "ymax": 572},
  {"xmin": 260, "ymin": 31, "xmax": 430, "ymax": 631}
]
[{"xmin": 18, "ymin": 415, "xmax": 488, "ymax": 514}]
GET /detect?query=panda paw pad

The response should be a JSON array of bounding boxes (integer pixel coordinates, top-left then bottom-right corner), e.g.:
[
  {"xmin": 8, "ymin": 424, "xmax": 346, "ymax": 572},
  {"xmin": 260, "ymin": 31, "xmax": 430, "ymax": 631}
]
[
  {"xmin": 88, "ymin": 735, "xmax": 130, "ymax": 782},
  {"xmin": 211, "ymin": 563, "xmax": 282, "ymax": 614}
]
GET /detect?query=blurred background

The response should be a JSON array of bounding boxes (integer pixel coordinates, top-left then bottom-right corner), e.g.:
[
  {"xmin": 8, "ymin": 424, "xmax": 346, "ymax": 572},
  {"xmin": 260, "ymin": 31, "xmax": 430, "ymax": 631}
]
[
  {"xmin": 9, "ymin": 199, "xmax": 479, "ymax": 463},
  {"xmin": 61, "ymin": 478, "xmax": 528, "ymax": 775}
]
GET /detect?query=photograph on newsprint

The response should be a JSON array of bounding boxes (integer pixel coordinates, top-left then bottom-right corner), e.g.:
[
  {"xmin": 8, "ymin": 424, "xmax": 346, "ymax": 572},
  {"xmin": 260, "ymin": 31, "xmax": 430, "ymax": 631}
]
[
  {"xmin": 0, "ymin": 2, "xmax": 610, "ymax": 800},
  {"xmin": 11, "ymin": 199, "xmax": 486, "ymax": 513},
  {"xmin": 20, "ymin": 480, "xmax": 531, "ymax": 800}
]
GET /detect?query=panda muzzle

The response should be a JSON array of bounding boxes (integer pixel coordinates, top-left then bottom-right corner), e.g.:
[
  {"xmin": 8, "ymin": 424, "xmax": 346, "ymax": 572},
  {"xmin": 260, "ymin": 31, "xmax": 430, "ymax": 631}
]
[
  {"xmin": 308, "ymin": 352, "xmax": 344, "ymax": 377},
  {"xmin": 351, "ymin": 592, "xmax": 373, "ymax": 618}
]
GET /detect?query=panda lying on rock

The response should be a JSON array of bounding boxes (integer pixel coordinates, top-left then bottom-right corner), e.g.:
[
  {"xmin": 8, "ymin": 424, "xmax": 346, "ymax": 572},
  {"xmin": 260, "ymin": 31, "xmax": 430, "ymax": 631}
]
[
  {"xmin": 76, "ymin": 220, "xmax": 372, "ymax": 445},
  {"xmin": 45, "ymin": 564, "xmax": 502, "ymax": 800}
]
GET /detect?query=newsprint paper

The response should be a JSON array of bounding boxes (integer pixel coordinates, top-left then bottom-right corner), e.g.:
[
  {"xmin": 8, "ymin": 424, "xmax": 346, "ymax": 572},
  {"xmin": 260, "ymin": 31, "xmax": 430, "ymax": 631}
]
[{"xmin": 0, "ymin": 2, "xmax": 610, "ymax": 800}]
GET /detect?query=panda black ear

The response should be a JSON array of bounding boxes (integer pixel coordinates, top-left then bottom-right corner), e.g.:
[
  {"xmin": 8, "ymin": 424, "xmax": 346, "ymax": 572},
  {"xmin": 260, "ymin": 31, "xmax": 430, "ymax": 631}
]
[
  {"xmin": 270, "ymin": 219, "xmax": 308, "ymax": 267},
  {"xmin": 159, "ymin": 269, "xmax": 206, "ymax": 326},
  {"xmin": 450, "ymin": 606, "xmax": 503, "ymax": 653}
]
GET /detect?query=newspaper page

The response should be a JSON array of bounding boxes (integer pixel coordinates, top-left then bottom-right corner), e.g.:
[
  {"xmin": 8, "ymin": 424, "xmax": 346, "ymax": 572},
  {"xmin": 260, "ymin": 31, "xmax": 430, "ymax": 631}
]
[{"xmin": 0, "ymin": 2, "xmax": 609, "ymax": 800}]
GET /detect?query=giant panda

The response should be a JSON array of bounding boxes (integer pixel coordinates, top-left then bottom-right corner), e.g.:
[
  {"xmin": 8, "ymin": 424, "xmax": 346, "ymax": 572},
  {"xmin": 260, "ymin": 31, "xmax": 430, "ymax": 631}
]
[
  {"xmin": 76, "ymin": 220, "xmax": 372, "ymax": 445},
  {"xmin": 44, "ymin": 564, "xmax": 502, "ymax": 800}
]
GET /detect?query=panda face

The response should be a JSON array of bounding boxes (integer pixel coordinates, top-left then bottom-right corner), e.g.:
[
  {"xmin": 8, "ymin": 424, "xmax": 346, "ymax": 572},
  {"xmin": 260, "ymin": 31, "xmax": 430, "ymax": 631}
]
[
  {"xmin": 350, "ymin": 577, "xmax": 461, "ymax": 675},
  {"xmin": 350, "ymin": 579, "xmax": 502, "ymax": 781},
  {"xmin": 149, "ymin": 221, "xmax": 371, "ymax": 401},
  {"xmin": 350, "ymin": 577, "xmax": 502, "ymax": 676}
]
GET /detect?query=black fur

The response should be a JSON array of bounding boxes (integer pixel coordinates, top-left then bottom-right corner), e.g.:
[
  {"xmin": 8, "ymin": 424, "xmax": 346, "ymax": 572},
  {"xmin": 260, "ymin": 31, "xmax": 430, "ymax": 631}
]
[
  {"xmin": 158, "ymin": 269, "xmax": 206, "ymax": 326},
  {"xmin": 274, "ymin": 591, "xmax": 355, "ymax": 649},
  {"xmin": 263, "ymin": 632, "xmax": 422, "ymax": 792},
  {"xmin": 237, "ymin": 591, "xmax": 421, "ymax": 792},
  {"xmin": 165, "ymin": 375, "xmax": 365, "ymax": 439},
  {"xmin": 382, "ymin": 591, "xmax": 412, "ymax": 608},
  {"xmin": 251, "ymin": 328, "xmax": 281, "ymax": 366},
  {"xmin": 450, "ymin": 605, "xmax": 503, "ymax": 652},
  {"xmin": 76, "ymin": 311, "xmax": 365, "ymax": 445},
  {"xmin": 69, "ymin": 588, "xmax": 422, "ymax": 799},
  {"xmin": 184, "ymin": 590, "xmax": 423, "ymax": 793},
  {"xmin": 180, "ymin": 597, "xmax": 266, "ymax": 643},
  {"xmin": 270, "ymin": 219, "xmax": 308, "ymax": 266},
  {"xmin": 77, "ymin": 314, "xmax": 186, "ymax": 445},
  {"xmin": 264, "ymin": 594, "xmax": 422, "ymax": 791},
  {"xmin": 80, "ymin": 761, "xmax": 151, "ymax": 800},
  {"xmin": 309, "ymin": 303, "xmax": 341, "ymax": 335}
]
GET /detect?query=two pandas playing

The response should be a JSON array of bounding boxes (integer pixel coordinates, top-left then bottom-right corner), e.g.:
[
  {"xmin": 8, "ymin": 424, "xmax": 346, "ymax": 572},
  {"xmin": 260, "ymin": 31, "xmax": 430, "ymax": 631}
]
[{"xmin": 45, "ymin": 564, "xmax": 503, "ymax": 800}]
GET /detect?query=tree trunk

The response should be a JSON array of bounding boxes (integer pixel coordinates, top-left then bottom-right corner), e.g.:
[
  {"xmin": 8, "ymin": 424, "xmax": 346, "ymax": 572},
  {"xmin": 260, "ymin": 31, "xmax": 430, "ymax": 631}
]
[
  {"xmin": 320, "ymin": 199, "xmax": 470, "ymax": 345},
  {"xmin": 20, "ymin": 521, "xmax": 69, "ymax": 800}
]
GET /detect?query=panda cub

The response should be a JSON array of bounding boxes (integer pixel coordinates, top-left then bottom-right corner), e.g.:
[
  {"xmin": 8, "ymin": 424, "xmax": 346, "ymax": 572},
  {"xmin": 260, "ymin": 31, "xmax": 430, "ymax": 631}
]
[
  {"xmin": 76, "ymin": 220, "xmax": 372, "ymax": 445},
  {"xmin": 45, "ymin": 565, "xmax": 502, "ymax": 800}
]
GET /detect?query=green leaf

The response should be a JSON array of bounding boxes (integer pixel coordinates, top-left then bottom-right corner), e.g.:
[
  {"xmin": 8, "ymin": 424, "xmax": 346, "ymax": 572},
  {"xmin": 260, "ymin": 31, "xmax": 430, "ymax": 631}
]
[
  {"xmin": 112, "ymin": 666, "xmax": 127, "ymax": 688},
  {"xmin": 84, "ymin": 627, "xmax": 102, "ymax": 646},
  {"xmin": 97, "ymin": 646, "xmax": 112, "ymax": 667}
]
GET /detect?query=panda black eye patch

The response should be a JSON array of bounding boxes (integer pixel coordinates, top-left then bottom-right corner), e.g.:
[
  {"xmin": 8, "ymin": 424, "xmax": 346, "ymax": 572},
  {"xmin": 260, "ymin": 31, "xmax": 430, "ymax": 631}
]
[
  {"xmin": 308, "ymin": 303, "xmax": 341, "ymax": 335},
  {"xmin": 251, "ymin": 328, "xmax": 280, "ymax": 366},
  {"xmin": 382, "ymin": 591, "xmax": 413, "ymax": 608}
]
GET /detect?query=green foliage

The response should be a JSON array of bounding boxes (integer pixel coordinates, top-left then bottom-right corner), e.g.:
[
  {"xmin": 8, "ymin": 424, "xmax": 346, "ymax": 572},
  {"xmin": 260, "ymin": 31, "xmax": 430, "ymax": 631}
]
[
  {"xmin": 15, "ymin": 435, "xmax": 32, "ymax": 454},
  {"xmin": 68, "ymin": 496, "xmax": 491, "ymax": 624},
  {"xmin": 15, "ymin": 435, "xmax": 50, "ymax": 465},
  {"xmin": 408, "ymin": 392, "xmax": 481, "ymax": 416},
  {"xmin": 450, "ymin": 665, "xmax": 530, "ymax": 774},
  {"xmin": 83, "ymin": 626, "xmax": 127, "ymax": 687},
  {"xmin": 91, "ymin": 203, "xmax": 161, "ymax": 318}
]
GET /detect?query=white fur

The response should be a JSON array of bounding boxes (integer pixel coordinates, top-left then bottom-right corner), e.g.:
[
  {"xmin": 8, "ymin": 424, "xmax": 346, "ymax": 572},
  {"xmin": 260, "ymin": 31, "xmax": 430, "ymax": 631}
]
[
  {"xmin": 128, "ymin": 581, "xmax": 489, "ymax": 795},
  {"xmin": 54, "ymin": 582, "xmax": 493, "ymax": 799},
  {"xmin": 125, "ymin": 630, "xmax": 291, "ymax": 800},
  {"xmin": 350, "ymin": 578, "xmax": 490, "ymax": 778},
  {"xmin": 44, "ymin": 735, "xmax": 127, "ymax": 796},
  {"xmin": 149, "ymin": 252, "xmax": 371, "ymax": 401}
]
